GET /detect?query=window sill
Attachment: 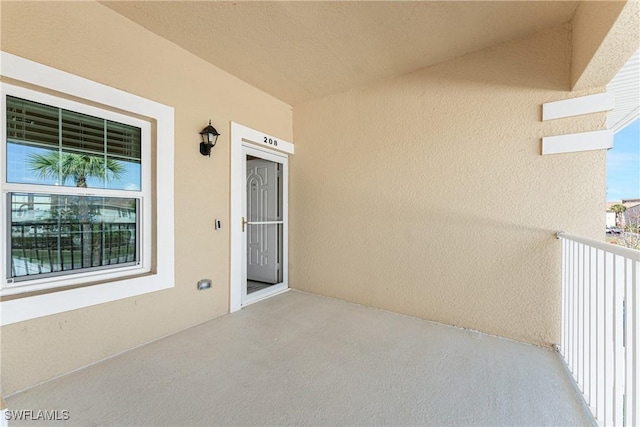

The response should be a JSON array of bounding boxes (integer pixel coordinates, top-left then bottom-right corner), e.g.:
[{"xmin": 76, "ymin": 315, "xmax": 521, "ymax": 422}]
[
  {"xmin": 1, "ymin": 265, "xmax": 151, "ymax": 299},
  {"xmin": 0, "ymin": 271, "xmax": 172, "ymax": 325}
]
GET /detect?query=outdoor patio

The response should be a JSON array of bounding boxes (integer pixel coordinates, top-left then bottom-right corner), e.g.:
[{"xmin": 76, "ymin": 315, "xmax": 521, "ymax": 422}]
[{"xmin": 5, "ymin": 290, "xmax": 593, "ymax": 426}]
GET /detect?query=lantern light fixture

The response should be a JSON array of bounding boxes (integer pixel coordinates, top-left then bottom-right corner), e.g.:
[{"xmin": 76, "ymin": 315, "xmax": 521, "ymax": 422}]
[{"xmin": 199, "ymin": 120, "xmax": 220, "ymax": 156}]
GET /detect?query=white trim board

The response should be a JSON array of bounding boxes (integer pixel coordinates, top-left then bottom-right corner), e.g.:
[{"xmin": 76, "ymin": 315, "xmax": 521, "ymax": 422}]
[
  {"xmin": 234, "ymin": 122, "xmax": 294, "ymax": 155},
  {"xmin": 230, "ymin": 122, "xmax": 292, "ymax": 313},
  {"xmin": 542, "ymin": 130, "xmax": 613, "ymax": 155},
  {"xmin": 543, "ymin": 93, "xmax": 614, "ymax": 121},
  {"xmin": 610, "ymin": 105, "xmax": 640, "ymax": 134},
  {"xmin": 0, "ymin": 52, "xmax": 175, "ymax": 325}
]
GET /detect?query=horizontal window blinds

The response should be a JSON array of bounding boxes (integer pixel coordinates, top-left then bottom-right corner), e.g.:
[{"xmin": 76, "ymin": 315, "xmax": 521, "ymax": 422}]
[{"xmin": 6, "ymin": 96, "xmax": 141, "ymax": 162}]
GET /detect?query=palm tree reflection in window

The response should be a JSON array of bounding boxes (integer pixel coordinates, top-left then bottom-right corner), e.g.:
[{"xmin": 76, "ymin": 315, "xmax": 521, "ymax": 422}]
[
  {"xmin": 28, "ymin": 152, "xmax": 124, "ymax": 268},
  {"xmin": 28, "ymin": 152, "xmax": 123, "ymax": 188}
]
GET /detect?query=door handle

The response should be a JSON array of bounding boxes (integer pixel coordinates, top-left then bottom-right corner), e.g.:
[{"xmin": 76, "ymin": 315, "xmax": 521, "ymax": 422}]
[{"xmin": 243, "ymin": 217, "xmax": 283, "ymax": 231}]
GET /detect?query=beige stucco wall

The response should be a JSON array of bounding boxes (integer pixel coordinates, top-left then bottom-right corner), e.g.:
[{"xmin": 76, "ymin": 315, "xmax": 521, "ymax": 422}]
[
  {"xmin": 571, "ymin": 0, "xmax": 640, "ymax": 91},
  {"xmin": 0, "ymin": 1, "xmax": 292, "ymax": 395},
  {"xmin": 291, "ymin": 24, "xmax": 607, "ymax": 347}
]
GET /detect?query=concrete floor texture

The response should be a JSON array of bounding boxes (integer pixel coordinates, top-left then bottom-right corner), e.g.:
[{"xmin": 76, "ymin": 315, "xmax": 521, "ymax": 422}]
[{"xmin": 6, "ymin": 290, "xmax": 593, "ymax": 426}]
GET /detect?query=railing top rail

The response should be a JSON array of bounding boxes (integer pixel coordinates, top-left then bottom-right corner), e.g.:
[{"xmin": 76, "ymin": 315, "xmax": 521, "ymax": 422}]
[{"xmin": 557, "ymin": 231, "xmax": 640, "ymax": 261}]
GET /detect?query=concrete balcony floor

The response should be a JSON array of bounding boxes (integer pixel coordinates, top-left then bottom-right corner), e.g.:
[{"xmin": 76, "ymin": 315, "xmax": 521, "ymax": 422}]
[{"xmin": 6, "ymin": 290, "xmax": 593, "ymax": 426}]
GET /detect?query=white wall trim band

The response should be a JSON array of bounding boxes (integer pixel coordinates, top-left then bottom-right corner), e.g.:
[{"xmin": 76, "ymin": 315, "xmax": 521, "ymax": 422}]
[
  {"xmin": 542, "ymin": 129, "xmax": 613, "ymax": 155},
  {"xmin": 542, "ymin": 93, "xmax": 614, "ymax": 121}
]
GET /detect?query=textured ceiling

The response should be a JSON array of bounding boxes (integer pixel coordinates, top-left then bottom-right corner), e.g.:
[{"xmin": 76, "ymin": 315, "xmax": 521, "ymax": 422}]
[{"xmin": 103, "ymin": 1, "xmax": 579, "ymax": 106}]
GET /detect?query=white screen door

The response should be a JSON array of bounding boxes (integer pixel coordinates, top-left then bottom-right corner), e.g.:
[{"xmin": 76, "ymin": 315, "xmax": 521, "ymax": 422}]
[
  {"xmin": 241, "ymin": 145, "xmax": 288, "ymax": 305},
  {"xmin": 246, "ymin": 158, "xmax": 280, "ymax": 283}
]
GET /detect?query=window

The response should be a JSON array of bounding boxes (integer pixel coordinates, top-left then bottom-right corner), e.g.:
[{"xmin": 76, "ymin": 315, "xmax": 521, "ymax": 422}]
[
  {"xmin": 6, "ymin": 95, "xmax": 142, "ymax": 191},
  {"xmin": 9, "ymin": 193, "xmax": 139, "ymax": 280},
  {"xmin": 5, "ymin": 95, "xmax": 146, "ymax": 284},
  {"xmin": 0, "ymin": 52, "xmax": 174, "ymax": 325},
  {"xmin": 2, "ymin": 86, "xmax": 150, "ymax": 291}
]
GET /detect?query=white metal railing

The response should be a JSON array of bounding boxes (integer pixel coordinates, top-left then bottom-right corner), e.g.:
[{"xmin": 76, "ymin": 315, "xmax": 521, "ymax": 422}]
[{"xmin": 558, "ymin": 232, "xmax": 640, "ymax": 426}]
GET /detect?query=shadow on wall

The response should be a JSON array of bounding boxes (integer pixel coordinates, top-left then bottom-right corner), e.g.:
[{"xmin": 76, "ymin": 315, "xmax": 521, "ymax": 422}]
[
  {"xmin": 411, "ymin": 24, "xmax": 572, "ymax": 92},
  {"xmin": 288, "ymin": 20, "xmax": 605, "ymax": 347},
  {"xmin": 291, "ymin": 178, "xmax": 563, "ymax": 343}
]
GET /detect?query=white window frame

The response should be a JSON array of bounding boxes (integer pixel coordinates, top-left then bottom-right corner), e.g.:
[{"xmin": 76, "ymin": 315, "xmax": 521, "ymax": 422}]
[
  {"xmin": 2, "ymin": 84, "xmax": 151, "ymax": 289},
  {"xmin": 0, "ymin": 52, "xmax": 175, "ymax": 325}
]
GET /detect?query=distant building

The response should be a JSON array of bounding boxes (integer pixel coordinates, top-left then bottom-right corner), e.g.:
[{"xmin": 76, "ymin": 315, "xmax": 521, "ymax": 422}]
[
  {"xmin": 11, "ymin": 193, "xmax": 136, "ymax": 224},
  {"xmin": 607, "ymin": 199, "xmax": 640, "ymax": 227},
  {"xmin": 622, "ymin": 198, "xmax": 640, "ymax": 227}
]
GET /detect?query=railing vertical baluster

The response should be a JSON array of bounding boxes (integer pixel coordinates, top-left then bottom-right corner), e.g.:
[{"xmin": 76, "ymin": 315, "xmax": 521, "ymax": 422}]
[
  {"xmin": 100, "ymin": 223, "xmax": 105, "ymax": 266},
  {"xmin": 80, "ymin": 226, "xmax": 85, "ymax": 268},
  {"xmin": 578, "ymin": 243, "xmax": 585, "ymax": 391},
  {"xmin": 568, "ymin": 237, "xmax": 572, "ymax": 363},
  {"xmin": 33, "ymin": 226, "xmax": 42, "ymax": 274},
  {"xmin": 624, "ymin": 258, "xmax": 636, "ymax": 426},
  {"xmin": 573, "ymin": 243, "xmax": 582, "ymax": 380},
  {"xmin": 560, "ymin": 239, "xmax": 568, "ymax": 359},
  {"xmin": 613, "ymin": 255, "xmax": 625, "ymax": 425},
  {"xmin": 116, "ymin": 224, "xmax": 122, "ymax": 263},
  {"xmin": 47, "ymin": 228, "xmax": 54, "ymax": 273},
  {"xmin": 20, "ymin": 225, "xmax": 29, "ymax": 275},
  {"xmin": 597, "ymin": 248, "xmax": 605, "ymax": 421},
  {"xmin": 59, "ymin": 223, "xmax": 65, "ymax": 271},
  {"xmin": 588, "ymin": 246, "xmax": 596, "ymax": 406},
  {"xmin": 568, "ymin": 238, "xmax": 572, "ymax": 364},
  {"xmin": 584, "ymin": 243, "xmax": 589, "ymax": 393},
  {"xmin": 573, "ymin": 240, "xmax": 578, "ymax": 374},
  {"xmin": 632, "ymin": 259, "xmax": 640, "ymax": 427},
  {"xmin": 70, "ymin": 225, "xmax": 75, "ymax": 269},
  {"xmin": 605, "ymin": 251, "xmax": 614, "ymax": 426},
  {"xmin": 564, "ymin": 238, "xmax": 568, "ymax": 358},
  {"xmin": 568, "ymin": 240, "xmax": 574, "ymax": 371},
  {"xmin": 108, "ymin": 224, "xmax": 113, "ymax": 265},
  {"xmin": 575, "ymin": 240, "xmax": 580, "ymax": 377},
  {"xmin": 90, "ymin": 223, "xmax": 95, "ymax": 267}
]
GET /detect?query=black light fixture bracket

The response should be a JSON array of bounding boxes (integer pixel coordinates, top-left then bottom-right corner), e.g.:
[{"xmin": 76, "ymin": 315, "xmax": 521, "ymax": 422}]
[{"xmin": 199, "ymin": 120, "xmax": 220, "ymax": 157}]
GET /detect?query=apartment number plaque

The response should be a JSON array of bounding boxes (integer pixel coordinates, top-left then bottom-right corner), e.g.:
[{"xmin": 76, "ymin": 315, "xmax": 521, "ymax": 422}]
[{"xmin": 263, "ymin": 136, "xmax": 278, "ymax": 147}]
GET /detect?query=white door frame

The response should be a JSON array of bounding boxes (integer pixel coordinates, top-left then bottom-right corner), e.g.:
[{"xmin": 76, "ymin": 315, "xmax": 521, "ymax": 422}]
[
  {"xmin": 241, "ymin": 146, "xmax": 287, "ymax": 306},
  {"xmin": 230, "ymin": 122, "xmax": 293, "ymax": 312}
]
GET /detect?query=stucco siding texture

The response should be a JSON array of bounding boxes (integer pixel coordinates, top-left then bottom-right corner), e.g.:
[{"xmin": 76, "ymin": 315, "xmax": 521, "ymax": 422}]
[
  {"xmin": 571, "ymin": 0, "xmax": 640, "ymax": 91},
  {"xmin": 291, "ymin": 24, "xmax": 606, "ymax": 348},
  {"xmin": 0, "ymin": 1, "xmax": 292, "ymax": 395}
]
